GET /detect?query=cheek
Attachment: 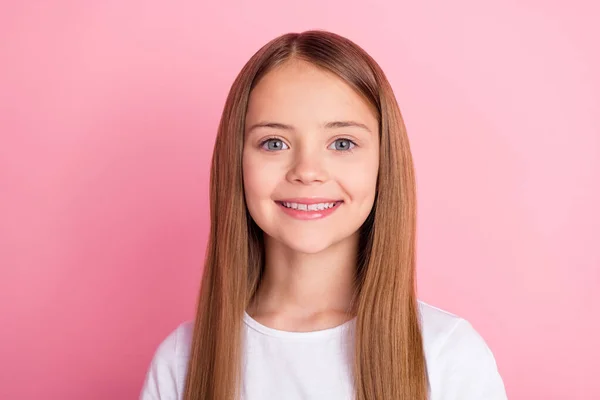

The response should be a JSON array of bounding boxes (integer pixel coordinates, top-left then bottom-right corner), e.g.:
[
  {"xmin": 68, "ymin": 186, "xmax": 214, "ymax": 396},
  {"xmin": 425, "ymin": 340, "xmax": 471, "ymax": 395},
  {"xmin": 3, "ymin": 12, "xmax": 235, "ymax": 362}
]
[
  {"xmin": 242, "ymin": 156, "xmax": 260, "ymax": 207},
  {"xmin": 351, "ymin": 173, "xmax": 378, "ymax": 204},
  {"xmin": 242, "ymin": 152, "xmax": 277, "ymax": 211},
  {"xmin": 340, "ymin": 155, "xmax": 379, "ymax": 203}
]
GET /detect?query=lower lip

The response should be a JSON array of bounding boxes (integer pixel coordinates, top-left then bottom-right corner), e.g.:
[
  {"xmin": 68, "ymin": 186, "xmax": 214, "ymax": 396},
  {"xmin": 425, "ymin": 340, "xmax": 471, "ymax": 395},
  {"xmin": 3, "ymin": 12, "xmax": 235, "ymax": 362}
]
[{"xmin": 276, "ymin": 201, "xmax": 342, "ymax": 220}]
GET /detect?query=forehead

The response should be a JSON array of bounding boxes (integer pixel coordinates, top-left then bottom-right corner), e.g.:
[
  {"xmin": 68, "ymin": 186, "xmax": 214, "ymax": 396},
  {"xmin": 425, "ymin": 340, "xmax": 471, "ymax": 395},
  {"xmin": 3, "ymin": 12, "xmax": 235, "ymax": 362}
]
[{"xmin": 245, "ymin": 59, "xmax": 378, "ymax": 131}]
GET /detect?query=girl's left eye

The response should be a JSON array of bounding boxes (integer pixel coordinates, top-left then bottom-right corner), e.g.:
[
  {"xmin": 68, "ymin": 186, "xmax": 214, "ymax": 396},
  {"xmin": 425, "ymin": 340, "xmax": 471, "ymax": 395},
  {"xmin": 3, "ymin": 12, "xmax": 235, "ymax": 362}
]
[{"xmin": 328, "ymin": 138, "xmax": 356, "ymax": 151}]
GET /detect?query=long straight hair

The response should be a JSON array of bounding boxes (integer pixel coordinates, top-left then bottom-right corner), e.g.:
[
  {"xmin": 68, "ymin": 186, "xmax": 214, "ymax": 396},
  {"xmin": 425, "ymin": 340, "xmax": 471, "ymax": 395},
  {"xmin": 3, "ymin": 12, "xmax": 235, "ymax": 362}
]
[{"xmin": 183, "ymin": 30, "xmax": 428, "ymax": 400}]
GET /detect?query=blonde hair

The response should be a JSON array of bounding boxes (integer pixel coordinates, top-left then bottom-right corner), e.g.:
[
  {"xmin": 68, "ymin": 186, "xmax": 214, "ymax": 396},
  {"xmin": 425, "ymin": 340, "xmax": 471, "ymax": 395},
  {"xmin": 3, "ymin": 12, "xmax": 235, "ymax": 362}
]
[{"xmin": 184, "ymin": 30, "xmax": 428, "ymax": 400}]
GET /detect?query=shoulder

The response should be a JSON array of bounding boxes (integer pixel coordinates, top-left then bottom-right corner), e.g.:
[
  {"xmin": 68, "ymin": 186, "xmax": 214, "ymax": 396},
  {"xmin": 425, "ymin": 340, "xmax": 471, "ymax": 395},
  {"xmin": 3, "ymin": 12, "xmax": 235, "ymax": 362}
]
[
  {"xmin": 154, "ymin": 320, "xmax": 194, "ymax": 360},
  {"xmin": 418, "ymin": 300, "xmax": 465, "ymax": 351},
  {"xmin": 417, "ymin": 301, "xmax": 507, "ymax": 400},
  {"xmin": 417, "ymin": 300, "xmax": 496, "ymax": 367},
  {"xmin": 139, "ymin": 320, "xmax": 194, "ymax": 400}
]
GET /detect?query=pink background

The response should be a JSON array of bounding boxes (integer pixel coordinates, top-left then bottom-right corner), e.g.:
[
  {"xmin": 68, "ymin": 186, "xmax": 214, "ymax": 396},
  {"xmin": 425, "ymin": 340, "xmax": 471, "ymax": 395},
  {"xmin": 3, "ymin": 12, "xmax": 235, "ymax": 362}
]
[{"xmin": 1, "ymin": 1, "xmax": 599, "ymax": 399}]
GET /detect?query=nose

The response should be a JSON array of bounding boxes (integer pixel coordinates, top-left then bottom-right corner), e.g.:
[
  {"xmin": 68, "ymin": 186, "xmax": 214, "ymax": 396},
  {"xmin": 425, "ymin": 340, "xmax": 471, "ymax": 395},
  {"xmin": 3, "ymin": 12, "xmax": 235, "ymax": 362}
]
[{"xmin": 286, "ymin": 147, "xmax": 328, "ymax": 185}]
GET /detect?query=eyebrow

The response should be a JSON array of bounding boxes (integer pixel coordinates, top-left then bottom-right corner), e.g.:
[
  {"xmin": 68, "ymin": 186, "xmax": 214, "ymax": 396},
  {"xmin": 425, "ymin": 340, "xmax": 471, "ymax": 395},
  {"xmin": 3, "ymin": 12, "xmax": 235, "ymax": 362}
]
[{"xmin": 247, "ymin": 120, "xmax": 372, "ymax": 134}]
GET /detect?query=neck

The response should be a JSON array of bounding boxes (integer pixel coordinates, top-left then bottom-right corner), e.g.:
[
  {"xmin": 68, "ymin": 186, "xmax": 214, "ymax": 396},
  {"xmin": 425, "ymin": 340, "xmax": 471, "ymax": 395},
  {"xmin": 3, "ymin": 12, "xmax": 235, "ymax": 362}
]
[{"xmin": 249, "ymin": 233, "xmax": 359, "ymax": 320}]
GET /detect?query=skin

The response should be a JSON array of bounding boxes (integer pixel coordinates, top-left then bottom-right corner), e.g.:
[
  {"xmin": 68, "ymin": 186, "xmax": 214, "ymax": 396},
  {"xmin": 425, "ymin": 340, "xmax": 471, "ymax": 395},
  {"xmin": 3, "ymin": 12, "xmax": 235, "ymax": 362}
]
[{"xmin": 242, "ymin": 59, "xmax": 380, "ymax": 332}]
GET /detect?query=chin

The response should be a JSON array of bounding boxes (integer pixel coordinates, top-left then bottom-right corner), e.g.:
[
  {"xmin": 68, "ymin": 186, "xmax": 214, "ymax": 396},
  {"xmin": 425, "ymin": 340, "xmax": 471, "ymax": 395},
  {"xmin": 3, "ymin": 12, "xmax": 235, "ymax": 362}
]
[
  {"xmin": 268, "ymin": 231, "xmax": 338, "ymax": 255},
  {"xmin": 285, "ymin": 241, "xmax": 335, "ymax": 255},
  {"xmin": 281, "ymin": 228, "xmax": 356, "ymax": 255}
]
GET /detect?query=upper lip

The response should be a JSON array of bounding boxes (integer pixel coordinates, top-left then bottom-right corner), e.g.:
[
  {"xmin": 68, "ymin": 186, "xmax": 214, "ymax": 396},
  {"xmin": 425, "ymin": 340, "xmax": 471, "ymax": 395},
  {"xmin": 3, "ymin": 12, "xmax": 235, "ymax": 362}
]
[{"xmin": 276, "ymin": 198, "xmax": 342, "ymax": 204}]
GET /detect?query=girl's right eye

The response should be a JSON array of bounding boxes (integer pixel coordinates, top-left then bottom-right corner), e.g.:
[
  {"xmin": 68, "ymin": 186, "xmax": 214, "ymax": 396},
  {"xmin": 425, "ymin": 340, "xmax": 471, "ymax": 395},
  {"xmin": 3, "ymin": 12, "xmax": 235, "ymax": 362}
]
[{"xmin": 260, "ymin": 138, "xmax": 289, "ymax": 151}]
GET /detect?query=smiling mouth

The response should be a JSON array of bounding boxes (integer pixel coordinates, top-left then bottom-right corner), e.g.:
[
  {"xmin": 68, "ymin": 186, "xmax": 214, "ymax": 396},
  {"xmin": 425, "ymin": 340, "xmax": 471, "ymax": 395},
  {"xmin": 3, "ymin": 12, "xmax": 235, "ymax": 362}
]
[{"xmin": 275, "ymin": 200, "xmax": 343, "ymax": 211}]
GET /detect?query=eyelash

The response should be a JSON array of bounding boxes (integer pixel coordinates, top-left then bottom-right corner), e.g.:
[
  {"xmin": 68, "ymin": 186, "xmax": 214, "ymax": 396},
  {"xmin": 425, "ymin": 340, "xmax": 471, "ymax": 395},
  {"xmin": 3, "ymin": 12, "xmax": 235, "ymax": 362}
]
[{"xmin": 259, "ymin": 136, "xmax": 357, "ymax": 153}]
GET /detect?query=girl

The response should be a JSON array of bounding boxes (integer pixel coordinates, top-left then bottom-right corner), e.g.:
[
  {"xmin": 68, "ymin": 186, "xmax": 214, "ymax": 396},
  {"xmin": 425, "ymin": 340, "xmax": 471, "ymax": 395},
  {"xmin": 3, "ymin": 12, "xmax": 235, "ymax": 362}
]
[{"xmin": 140, "ymin": 30, "xmax": 507, "ymax": 400}]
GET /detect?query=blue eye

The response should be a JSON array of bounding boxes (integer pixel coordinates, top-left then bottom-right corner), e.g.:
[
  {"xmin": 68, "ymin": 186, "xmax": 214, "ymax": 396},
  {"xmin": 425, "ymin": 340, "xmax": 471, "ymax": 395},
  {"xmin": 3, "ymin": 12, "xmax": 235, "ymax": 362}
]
[
  {"xmin": 329, "ymin": 138, "xmax": 355, "ymax": 151},
  {"xmin": 261, "ymin": 138, "xmax": 289, "ymax": 151}
]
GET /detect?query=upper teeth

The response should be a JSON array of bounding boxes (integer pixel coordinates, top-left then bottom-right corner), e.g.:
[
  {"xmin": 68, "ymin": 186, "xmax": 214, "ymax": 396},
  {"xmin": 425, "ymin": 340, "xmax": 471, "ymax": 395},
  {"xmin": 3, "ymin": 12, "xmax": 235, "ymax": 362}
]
[{"xmin": 282, "ymin": 202, "xmax": 337, "ymax": 211}]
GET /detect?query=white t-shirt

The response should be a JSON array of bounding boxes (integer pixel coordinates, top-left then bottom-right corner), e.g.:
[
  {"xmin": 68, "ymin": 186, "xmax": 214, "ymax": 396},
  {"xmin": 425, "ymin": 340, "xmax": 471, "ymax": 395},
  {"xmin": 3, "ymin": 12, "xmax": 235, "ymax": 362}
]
[{"xmin": 140, "ymin": 301, "xmax": 507, "ymax": 400}]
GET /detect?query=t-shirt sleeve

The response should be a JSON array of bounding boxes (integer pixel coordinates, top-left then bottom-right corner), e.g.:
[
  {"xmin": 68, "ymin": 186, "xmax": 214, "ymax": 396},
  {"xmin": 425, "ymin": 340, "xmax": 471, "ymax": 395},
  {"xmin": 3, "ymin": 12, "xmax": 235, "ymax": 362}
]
[
  {"xmin": 139, "ymin": 327, "xmax": 181, "ymax": 400},
  {"xmin": 435, "ymin": 319, "xmax": 507, "ymax": 400}
]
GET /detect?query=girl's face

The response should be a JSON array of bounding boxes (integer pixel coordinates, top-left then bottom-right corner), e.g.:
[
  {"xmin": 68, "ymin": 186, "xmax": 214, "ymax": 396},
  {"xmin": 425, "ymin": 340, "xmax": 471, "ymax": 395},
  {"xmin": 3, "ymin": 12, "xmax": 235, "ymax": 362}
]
[{"xmin": 243, "ymin": 59, "xmax": 380, "ymax": 254}]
